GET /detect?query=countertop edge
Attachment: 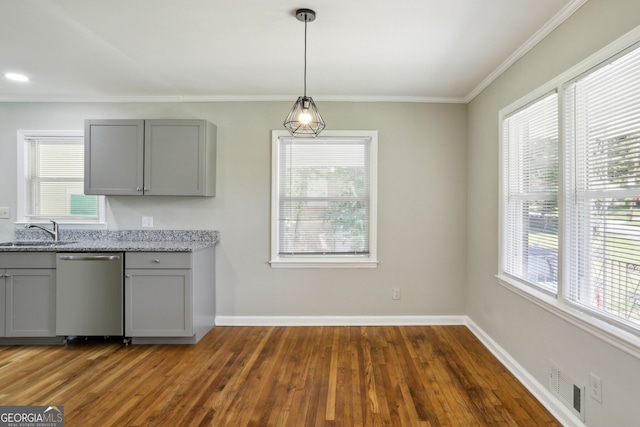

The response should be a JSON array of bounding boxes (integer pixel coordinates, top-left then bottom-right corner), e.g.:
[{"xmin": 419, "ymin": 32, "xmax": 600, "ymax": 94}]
[{"xmin": 0, "ymin": 240, "xmax": 218, "ymax": 253}]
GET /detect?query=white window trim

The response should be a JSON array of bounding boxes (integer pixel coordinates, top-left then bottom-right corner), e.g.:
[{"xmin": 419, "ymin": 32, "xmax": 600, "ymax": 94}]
[
  {"xmin": 498, "ymin": 24, "xmax": 640, "ymax": 359},
  {"xmin": 499, "ymin": 85, "xmax": 562, "ymax": 294},
  {"xmin": 16, "ymin": 129, "xmax": 107, "ymax": 228},
  {"xmin": 501, "ymin": 90, "xmax": 559, "ymax": 295},
  {"xmin": 270, "ymin": 130, "xmax": 378, "ymax": 268}
]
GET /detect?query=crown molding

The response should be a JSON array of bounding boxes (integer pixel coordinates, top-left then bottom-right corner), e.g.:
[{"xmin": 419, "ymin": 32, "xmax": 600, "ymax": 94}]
[{"xmin": 0, "ymin": 94, "xmax": 467, "ymax": 104}]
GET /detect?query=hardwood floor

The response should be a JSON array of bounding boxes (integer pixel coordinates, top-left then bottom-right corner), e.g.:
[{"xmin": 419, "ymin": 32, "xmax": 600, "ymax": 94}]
[{"xmin": 0, "ymin": 326, "xmax": 560, "ymax": 426}]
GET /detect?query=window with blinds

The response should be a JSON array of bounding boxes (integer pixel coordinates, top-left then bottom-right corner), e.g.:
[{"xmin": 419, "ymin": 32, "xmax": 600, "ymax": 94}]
[
  {"xmin": 23, "ymin": 135, "xmax": 100, "ymax": 221},
  {"xmin": 271, "ymin": 130, "xmax": 378, "ymax": 267},
  {"xmin": 502, "ymin": 92, "xmax": 559, "ymax": 293},
  {"xmin": 564, "ymin": 42, "xmax": 640, "ymax": 330}
]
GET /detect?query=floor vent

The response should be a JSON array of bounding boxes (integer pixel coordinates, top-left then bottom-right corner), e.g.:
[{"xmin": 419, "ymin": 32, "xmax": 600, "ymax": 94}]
[{"xmin": 550, "ymin": 363, "xmax": 585, "ymax": 421}]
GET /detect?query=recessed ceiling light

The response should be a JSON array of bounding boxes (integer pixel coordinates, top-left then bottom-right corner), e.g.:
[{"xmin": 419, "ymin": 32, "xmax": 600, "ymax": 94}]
[{"xmin": 5, "ymin": 73, "xmax": 29, "ymax": 82}]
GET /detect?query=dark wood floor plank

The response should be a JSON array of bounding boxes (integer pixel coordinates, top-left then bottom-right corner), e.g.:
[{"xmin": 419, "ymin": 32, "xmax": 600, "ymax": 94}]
[{"xmin": 0, "ymin": 326, "xmax": 561, "ymax": 426}]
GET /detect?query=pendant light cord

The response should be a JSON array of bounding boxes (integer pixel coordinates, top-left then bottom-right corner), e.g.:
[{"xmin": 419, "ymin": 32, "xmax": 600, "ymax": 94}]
[{"xmin": 303, "ymin": 17, "xmax": 308, "ymax": 97}]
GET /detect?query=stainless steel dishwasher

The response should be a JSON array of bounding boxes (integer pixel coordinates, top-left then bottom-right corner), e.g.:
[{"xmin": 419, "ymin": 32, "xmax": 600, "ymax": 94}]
[{"xmin": 56, "ymin": 253, "xmax": 124, "ymax": 339}]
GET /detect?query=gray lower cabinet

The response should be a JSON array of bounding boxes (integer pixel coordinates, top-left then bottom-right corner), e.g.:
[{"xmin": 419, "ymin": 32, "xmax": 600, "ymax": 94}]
[
  {"xmin": 85, "ymin": 119, "xmax": 216, "ymax": 196},
  {"xmin": 125, "ymin": 266, "xmax": 193, "ymax": 337},
  {"xmin": 125, "ymin": 247, "xmax": 215, "ymax": 344},
  {"xmin": 0, "ymin": 253, "xmax": 56, "ymax": 337}
]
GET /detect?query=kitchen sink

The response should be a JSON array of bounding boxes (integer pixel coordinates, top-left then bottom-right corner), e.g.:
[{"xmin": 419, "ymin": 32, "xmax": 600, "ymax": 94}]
[{"xmin": 0, "ymin": 241, "xmax": 77, "ymax": 247}]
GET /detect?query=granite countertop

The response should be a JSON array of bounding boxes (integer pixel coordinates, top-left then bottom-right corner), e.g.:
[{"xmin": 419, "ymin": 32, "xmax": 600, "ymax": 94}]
[{"xmin": 0, "ymin": 230, "xmax": 219, "ymax": 252}]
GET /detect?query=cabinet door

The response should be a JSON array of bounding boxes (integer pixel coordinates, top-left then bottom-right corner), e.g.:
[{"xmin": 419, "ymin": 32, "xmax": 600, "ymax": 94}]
[
  {"xmin": 85, "ymin": 119, "xmax": 145, "ymax": 195},
  {"xmin": 5, "ymin": 269, "xmax": 56, "ymax": 337},
  {"xmin": 144, "ymin": 120, "xmax": 214, "ymax": 196},
  {"xmin": 125, "ymin": 269, "xmax": 192, "ymax": 337},
  {"xmin": 0, "ymin": 272, "xmax": 5, "ymax": 337}
]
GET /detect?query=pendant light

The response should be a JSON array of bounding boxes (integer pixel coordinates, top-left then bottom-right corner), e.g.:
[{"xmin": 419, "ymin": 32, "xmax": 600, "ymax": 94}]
[{"xmin": 283, "ymin": 8, "xmax": 326, "ymax": 137}]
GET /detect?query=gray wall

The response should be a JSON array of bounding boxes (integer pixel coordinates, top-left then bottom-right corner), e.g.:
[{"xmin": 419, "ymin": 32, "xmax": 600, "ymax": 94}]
[
  {"xmin": 467, "ymin": 0, "xmax": 640, "ymax": 425},
  {"xmin": 0, "ymin": 101, "xmax": 468, "ymax": 317}
]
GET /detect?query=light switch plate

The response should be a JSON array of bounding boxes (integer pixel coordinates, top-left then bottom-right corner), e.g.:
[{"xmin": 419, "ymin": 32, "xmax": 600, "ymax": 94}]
[
  {"xmin": 0, "ymin": 207, "xmax": 9, "ymax": 219},
  {"xmin": 141, "ymin": 216, "xmax": 154, "ymax": 228}
]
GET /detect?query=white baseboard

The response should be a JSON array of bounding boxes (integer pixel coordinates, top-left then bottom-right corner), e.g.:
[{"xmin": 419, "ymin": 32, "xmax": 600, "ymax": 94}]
[
  {"xmin": 214, "ymin": 314, "xmax": 467, "ymax": 326},
  {"xmin": 465, "ymin": 319, "xmax": 584, "ymax": 427}
]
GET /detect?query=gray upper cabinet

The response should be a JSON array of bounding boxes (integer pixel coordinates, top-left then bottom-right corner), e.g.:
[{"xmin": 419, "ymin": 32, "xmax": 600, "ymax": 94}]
[
  {"xmin": 144, "ymin": 120, "xmax": 216, "ymax": 196},
  {"xmin": 85, "ymin": 119, "xmax": 145, "ymax": 195},
  {"xmin": 85, "ymin": 119, "xmax": 216, "ymax": 196}
]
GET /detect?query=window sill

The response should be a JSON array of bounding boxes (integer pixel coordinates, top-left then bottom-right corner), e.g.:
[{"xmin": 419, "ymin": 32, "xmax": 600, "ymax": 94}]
[
  {"xmin": 496, "ymin": 274, "xmax": 640, "ymax": 360},
  {"xmin": 270, "ymin": 257, "xmax": 378, "ymax": 269}
]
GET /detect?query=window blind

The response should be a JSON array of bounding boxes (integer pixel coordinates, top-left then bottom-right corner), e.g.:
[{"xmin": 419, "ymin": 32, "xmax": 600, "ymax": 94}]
[
  {"xmin": 503, "ymin": 92, "xmax": 559, "ymax": 293},
  {"xmin": 24, "ymin": 137, "xmax": 98, "ymax": 220},
  {"xmin": 565, "ymin": 42, "xmax": 640, "ymax": 330},
  {"xmin": 278, "ymin": 137, "xmax": 371, "ymax": 255}
]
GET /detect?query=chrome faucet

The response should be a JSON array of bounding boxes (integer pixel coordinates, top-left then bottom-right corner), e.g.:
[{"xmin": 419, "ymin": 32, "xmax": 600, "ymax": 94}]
[{"xmin": 25, "ymin": 220, "xmax": 59, "ymax": 242}]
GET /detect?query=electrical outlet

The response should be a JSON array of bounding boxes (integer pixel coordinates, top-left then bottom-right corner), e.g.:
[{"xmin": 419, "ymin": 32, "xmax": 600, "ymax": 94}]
[
  {"xmin": 0, "ymin": 207, "xmax": 9, "ymax": 219},
  {"xmin": 141, "ymin": 216, "xmax": 154, "ymax": 228},
  {"xmin": 392, "ymin": 287, "xmax": 401, "ymax": 300},
  {"xmin": 590, "ymin": 372, "xmax": 602, "ymax": 403}
]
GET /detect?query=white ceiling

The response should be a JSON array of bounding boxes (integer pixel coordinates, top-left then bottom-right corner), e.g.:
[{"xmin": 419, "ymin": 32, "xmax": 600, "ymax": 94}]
[{"xmin": 0, "ymin": 0, "xmax": 584, "ymax": 103}]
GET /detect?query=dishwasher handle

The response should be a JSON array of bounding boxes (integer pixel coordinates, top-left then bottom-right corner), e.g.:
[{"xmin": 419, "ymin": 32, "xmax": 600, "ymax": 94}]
[{"xmin": 58, "ymin": 255, "xmax": 121, "ymax": 261}]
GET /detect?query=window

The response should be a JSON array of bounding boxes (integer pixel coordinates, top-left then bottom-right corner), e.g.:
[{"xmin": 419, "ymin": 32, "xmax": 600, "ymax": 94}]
[
  {"xmin": 564, "ymin": 42, "xmax": 640, "ymax": 332},
  {"xmin": 271, "ymin": 130, "xmax": 378, "ymax": 268},
  {"xmin": 17, "ymin": 130, "xmax": 105, "ymax": 224},
  {"xmin": 500, "ymin": 36, "xmax": 640, "ymax": 341},
  {"xmin": 502, "ymin": 92, "xmax": 559, "ymax": 294}
]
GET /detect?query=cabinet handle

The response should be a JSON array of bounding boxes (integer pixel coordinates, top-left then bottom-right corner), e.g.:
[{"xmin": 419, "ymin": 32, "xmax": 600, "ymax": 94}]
[
  {"xmin": 59, "ymin": 255, "xmax": 121, "ymax": 261},
  {"xmin": 153, "ymin": 259, "xmax": 160, "ymax": 263},
  {"xmin": 136, "ymin": 187, "xmax": 142, "ymax": 192},
  {"xmin": 144, "ymin": 188, "xmax": 149, "ymax": 191},
  {"xmin": 125, "ymin": 274, "xmax": 131, "ymax": 278},
  {"xmin": 4, "ymin": 274, "xmax": 10, "ymax": 278}
]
